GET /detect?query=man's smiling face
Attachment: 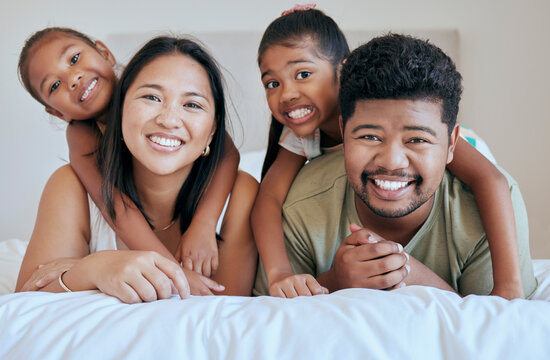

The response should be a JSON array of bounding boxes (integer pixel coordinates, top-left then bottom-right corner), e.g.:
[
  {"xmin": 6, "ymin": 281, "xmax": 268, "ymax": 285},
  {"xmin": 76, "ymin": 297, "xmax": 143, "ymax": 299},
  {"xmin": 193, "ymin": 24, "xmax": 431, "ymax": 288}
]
[{"xmin": 343, "ymin": 99, "xmax": 459, "ymax": 219}]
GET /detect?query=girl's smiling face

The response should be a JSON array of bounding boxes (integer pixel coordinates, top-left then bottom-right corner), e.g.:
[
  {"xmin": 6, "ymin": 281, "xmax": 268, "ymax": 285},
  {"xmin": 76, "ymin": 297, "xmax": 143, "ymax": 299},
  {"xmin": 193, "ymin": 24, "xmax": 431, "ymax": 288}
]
[
  {"xmin": 121, "ymin": 53, "xmax": 216, "ymax": 179},
  {"xmin": 259, "ymin": 41, "xmax": 340, "ymax": 138},
  {"xmin": 27, "ymin": 33, "xmax": 117, "ymax": 122}
]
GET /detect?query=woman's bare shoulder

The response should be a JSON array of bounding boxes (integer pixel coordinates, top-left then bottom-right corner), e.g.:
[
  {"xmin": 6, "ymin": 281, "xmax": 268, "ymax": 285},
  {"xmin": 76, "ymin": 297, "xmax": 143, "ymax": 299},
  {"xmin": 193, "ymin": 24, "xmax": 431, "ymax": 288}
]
[{"xmin": 44, "ymin": 164, "xmax": 87, "ymax": 198}]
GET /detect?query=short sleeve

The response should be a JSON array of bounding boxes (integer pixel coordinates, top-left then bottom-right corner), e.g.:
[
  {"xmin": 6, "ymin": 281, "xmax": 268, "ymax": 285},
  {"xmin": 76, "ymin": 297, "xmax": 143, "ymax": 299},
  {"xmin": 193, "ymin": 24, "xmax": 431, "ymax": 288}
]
[
  {"xmin": 279, "ymin": 126, "xmax": 321, "ymax": 159},
  {"xmin": 279, "ymin": 126, "xmax": 308, "ymax": 157},
  {"xmin": 459, "ymin": 125, "xmax": 497, "ymax": 164},
  {"xmin": 282, "ymin": 210, "xmax": 316, "ymax": 276}
]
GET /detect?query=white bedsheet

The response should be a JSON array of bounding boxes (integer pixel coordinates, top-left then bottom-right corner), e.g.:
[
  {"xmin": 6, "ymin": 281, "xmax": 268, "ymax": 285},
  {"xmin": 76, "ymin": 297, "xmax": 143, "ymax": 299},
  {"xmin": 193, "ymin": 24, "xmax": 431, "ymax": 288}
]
[
  {"xmin": 2, "ymin": 238, "xmax": 550, "ymax": 359},
  {"xmin": 1, "ymin": 284, "xmax": 550, "ymax": 359}
]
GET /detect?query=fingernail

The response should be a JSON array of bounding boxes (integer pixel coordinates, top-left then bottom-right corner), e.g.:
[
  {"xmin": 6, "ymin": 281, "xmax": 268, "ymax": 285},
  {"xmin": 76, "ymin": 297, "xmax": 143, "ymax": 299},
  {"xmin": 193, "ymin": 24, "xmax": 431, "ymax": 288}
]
[
  {"xmin": 368, "ymin": 235, "xmax": 378, "ymax": 243},
  {"xmin": 398, "ymin": 282, "xmax": 406, "ymax": 288},
  {"xmin": 405, "ymin": 264, "xmax": 411, "ymax": 273},
  {"xmin": 397, "ymin": 244, "xmax": 403, "ymax": 252},
  {"xmin": 404, "ymin": 252, "xmax": 409, "ymax": 261}
]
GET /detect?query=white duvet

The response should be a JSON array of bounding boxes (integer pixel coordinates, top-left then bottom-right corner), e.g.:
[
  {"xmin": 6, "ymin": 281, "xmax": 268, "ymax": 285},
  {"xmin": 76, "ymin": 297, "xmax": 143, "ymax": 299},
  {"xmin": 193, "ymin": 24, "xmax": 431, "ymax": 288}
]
[{"xmin": 1, "ymin": 238, "xmax": 550, "ymax": 359}]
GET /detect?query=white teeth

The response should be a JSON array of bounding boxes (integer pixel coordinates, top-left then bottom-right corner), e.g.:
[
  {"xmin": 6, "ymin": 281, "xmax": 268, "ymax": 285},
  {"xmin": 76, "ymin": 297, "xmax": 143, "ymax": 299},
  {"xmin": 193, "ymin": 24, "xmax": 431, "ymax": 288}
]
[
  {"xmin": 374, "ymin": 179, "xmax": 409, "ymax": 191},
  {"xmin": 80, "ymin": 79, "xmax": 97, "ymax": 101},
  {"xmin": 287, "ymin": 107, "xmax": 312, "ymax": 119},
  {"xmin": 149, "ymin": 136, "xmax": 182, "ymax": 147}
]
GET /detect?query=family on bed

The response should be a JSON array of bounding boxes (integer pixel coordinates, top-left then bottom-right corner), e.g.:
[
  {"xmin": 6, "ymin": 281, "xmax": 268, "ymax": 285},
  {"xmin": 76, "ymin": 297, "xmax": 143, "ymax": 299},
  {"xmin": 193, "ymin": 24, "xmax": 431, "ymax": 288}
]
[{"xmin": 14, "ymin": 5, "xmax": 537, "ymax": 303}]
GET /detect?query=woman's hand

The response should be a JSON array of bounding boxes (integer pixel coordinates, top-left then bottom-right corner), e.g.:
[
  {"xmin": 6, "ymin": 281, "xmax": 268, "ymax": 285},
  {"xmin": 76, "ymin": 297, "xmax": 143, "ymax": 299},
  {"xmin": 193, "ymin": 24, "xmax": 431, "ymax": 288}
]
[
  {"xmin": 65, "ymin": 250, "xmax": 190, "ymax": 304},
  {"xmin": 176, "ymin": 224, "xmax": 219, "ymax": 278},
  {"xmin": 20, "ymin": 257, "xmax": 80, "ymax": 292}
]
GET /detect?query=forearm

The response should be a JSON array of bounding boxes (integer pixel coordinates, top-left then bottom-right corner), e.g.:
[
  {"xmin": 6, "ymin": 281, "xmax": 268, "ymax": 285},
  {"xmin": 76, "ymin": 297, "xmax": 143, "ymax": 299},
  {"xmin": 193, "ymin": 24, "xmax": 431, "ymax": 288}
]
[
  {"xmin": 67, "ymin": 121, "xmax": 175, "ymax": 262},
  {"xmin": 317, "ymin": 257, "xmax": 455, "ymax": 292},
  {"xmin": 251, "ymin": 196, "xmax": 294, "ymax": 281},
  {"xmin": 316, "ymin": 268, "xmax": 339, "ymax": 293},
  {"xmin": 403, "ymin": 255, "xmax": 456, "ymax": 293},
  {"xmin": 111, "ymin": 193, "xmax": 176, "ymax": 261},
  {"xmin": 38, "ymin": 259, "xmax": 94, "ymax": 293},
  {"xmin": 447, "ymin": 137, "xmax": 522, "ymax": 290},
  {"xmin": 472, "ymin": 179, "xmax": 522, "ymax": 288},
  {"xmin": 84, "ymin": 167, "xmax": 175, "ymax": 262},
  {"xmin": 190, "ymin": 135, "xmax": 239, "ymax": 231}
]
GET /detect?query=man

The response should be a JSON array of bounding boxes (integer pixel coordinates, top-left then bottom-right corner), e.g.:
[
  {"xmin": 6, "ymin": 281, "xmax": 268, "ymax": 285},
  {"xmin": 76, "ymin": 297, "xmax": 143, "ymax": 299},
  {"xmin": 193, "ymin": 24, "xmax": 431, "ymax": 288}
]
[{"xmin": 254, "ymin": 34, "xmax": 537, "ymax": 297}]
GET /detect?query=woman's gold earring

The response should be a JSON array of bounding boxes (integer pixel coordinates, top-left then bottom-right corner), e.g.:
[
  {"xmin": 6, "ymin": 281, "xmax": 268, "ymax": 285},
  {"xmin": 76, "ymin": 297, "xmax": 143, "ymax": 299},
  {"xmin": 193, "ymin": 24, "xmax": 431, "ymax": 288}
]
[{"xmin": 201, "ymin": 145, "xmax": 210, "ymax": 157}]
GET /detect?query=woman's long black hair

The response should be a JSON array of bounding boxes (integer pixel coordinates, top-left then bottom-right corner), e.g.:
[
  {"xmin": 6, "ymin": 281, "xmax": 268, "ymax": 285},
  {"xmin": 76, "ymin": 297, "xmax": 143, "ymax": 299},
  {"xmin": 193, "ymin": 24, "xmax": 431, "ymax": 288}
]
[
  {"xmin": 99, "ymin": 36, "xmax": 227, "ymax": 234},
  {"xmin": 257, "ymin": 8, "xmax": 350, "ymax": 179}
]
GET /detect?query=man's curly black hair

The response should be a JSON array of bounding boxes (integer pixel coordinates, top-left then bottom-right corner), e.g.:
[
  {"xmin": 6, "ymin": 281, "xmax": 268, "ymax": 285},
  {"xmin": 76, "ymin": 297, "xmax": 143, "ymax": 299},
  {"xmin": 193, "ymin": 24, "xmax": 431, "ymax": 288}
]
[{"xmin": 339, "ymin": 33, "xmax": 463, "ymax": 136}]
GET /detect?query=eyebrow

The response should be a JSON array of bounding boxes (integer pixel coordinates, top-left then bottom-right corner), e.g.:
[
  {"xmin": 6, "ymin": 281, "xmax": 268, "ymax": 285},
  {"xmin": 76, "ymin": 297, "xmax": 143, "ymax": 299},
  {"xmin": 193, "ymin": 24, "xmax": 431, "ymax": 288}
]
[
  {"xmin": 351, "ymin": 124, "xmax": 382, "ymax": 133},
  {"xmin": 260, "ymin": 59, "xmax": 315, "ymax": 80},
  {"xmin": 39, "ymin": 44, "xmax": 76, "ymax": 95},
  {"xmin": 351, "ymin": 124, "xmax": 437, "ymax": 136},
  {"xmin": 137, "ymin": 84, "xmax": 211, "ymax": 103},
  {"xmin": 403, "ymin": 125, "xmax": 437, "ymax": 136}
]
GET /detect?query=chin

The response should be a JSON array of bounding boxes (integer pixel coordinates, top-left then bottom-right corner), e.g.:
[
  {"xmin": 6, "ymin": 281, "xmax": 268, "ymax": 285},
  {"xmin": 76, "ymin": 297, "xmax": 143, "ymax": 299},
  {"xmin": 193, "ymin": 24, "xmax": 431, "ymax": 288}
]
[
  {"xmin": 366, "ymin": 205, "xmax": 416, "ymax": 218},
  {"xmin": 289, "ymin": 124, "xmax": 317, "ymax": 138},
  {"xmin": 359, "ymin": 192, "xmax": 425, "ymax": 219}
]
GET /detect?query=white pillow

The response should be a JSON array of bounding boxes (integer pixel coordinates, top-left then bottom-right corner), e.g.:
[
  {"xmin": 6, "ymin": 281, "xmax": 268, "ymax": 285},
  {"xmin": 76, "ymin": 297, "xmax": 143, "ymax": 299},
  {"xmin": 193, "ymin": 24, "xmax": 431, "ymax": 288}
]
[{"xmin": 0, "ymin": 238, "xmax": 27, "ymax": 295}]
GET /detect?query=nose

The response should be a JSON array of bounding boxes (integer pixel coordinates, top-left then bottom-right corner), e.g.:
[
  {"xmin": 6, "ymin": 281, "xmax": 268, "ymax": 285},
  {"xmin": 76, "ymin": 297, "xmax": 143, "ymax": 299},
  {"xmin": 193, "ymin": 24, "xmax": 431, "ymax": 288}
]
[
  {"xmin": 374, "ymin": 141, "xmax": 409, "ymax": 171},
  {"xmin": 69, "ymin": 70, "xmax": 83, "ymax": 90},
  {"xmin": 280, "ymin": 82, "xmax": 299, "ymax": 103},
  {"xmin": 155, "ymin": 102, "xmax": 184, "ymax": 129}
]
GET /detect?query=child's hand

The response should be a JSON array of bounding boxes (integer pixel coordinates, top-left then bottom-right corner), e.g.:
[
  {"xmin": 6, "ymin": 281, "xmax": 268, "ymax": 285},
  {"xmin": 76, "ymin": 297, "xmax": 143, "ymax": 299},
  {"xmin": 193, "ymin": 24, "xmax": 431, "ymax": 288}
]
[
  {"xmin": 176, "ymin": 225, "xmax": 219, "ymax": 278},
  {"xmin": 182, "ymin": 268, "xmax": 225, "ymax": 295},
  {"xmin": 269, "ymin": 272, "xmax": 329, "ymax": 298},
  {"xmin": 491, "ymin": 282, "xmax": 524, "ymax": 300}
]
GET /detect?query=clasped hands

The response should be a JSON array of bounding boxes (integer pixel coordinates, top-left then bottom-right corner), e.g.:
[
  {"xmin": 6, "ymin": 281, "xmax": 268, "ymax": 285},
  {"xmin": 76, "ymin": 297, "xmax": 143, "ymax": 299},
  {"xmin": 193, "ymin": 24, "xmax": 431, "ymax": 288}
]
[{"xmin": 328, "ymin": 223, "xmax": 410, "ymax": 292}]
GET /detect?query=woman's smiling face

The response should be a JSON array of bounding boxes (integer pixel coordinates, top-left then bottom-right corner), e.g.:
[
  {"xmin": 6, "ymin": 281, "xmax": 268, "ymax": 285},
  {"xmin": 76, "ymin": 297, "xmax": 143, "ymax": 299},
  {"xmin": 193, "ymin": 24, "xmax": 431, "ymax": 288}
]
[{"xmin": 121, "ymin": 53, "xmax": 216, "ymax": 178}]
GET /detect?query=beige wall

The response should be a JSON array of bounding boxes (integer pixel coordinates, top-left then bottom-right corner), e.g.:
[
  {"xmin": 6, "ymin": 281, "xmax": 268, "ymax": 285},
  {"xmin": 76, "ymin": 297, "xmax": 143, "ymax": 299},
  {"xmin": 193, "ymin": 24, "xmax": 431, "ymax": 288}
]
[{"xmin": 1, "ymin": 0, "xmax": 549, "ymax": 258}]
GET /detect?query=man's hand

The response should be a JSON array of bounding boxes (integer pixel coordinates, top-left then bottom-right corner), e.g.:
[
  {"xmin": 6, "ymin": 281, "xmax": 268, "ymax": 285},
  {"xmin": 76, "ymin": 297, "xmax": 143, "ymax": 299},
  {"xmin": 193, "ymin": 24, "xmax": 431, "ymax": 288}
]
[{"xmin": 326, "ymin": 224, "xmax": 409, "ymax": 291}]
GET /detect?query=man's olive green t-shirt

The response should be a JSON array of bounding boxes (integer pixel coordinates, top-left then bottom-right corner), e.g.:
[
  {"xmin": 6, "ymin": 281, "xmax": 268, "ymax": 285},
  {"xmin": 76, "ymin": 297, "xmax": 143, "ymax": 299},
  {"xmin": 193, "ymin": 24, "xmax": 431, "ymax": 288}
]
[{"xmin": 253, "ymin": 150, "xmax": 537, "ymax": 297}]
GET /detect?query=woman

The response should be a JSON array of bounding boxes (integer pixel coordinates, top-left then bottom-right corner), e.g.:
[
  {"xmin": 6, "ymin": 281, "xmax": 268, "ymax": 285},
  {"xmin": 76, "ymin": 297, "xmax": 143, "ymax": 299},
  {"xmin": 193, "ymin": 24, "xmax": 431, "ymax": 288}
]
[{"xmin": 15, "ymin": 36, "xmax": 258, "ymax": 302}]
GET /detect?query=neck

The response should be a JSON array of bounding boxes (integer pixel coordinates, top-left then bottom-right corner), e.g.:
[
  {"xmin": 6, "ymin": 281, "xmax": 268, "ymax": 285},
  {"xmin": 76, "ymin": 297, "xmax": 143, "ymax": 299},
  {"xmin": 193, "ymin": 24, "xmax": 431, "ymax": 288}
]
[
  {"xmin": 132, "ymin": 160, "xmax": 192, "ymax": 230},
  {"xmin": 319, "ymin": 108, "xmax": 343, "ymax": 147},
  {"xmin": 354, "ymin": 195, "xmax": 434, "ymax": 247},
  {"xmin": 95, "ymin": 110, "xmax": 109, "ymax": 127}
]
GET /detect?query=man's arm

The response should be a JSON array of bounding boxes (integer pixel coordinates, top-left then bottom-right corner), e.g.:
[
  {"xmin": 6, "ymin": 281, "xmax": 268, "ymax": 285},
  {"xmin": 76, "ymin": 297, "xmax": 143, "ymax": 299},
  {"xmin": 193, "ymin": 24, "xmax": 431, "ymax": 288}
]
[
  {"xmin": 318, "ymin": 225, "xmax": 456, "ymax": 293},
  {"xmin": 402, "ymin": 254, "xmax": 456, "ymax": 292}
]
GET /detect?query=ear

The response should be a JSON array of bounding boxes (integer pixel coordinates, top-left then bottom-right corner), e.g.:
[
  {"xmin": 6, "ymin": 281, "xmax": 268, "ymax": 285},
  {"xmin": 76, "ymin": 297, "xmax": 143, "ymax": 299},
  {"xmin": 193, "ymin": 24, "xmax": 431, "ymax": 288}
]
[
  {"xmin": 207, "ymin": 121, "xmax": 217, "ymax": 145},
  {"xmin": 446, "ymin": 124, "xmax": 460, "ymax": 164},
  {"xmin": 45, "ymin": 107, "xmax": 70, "ymax": 123},
  {"xmin": 94, "ymin": 40, "xmax": 116, "ymax": 67},
  {"xmin": 335, "ymin": 61, "xmax": 343, "ymax": 85},
  {"xmin": 339, "ymin": 115, "xmax": 345, "ymax": 151}
]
